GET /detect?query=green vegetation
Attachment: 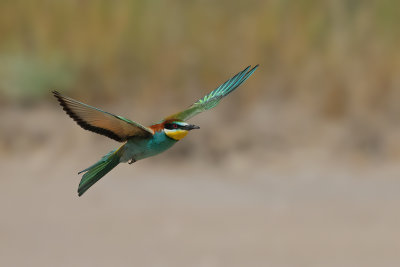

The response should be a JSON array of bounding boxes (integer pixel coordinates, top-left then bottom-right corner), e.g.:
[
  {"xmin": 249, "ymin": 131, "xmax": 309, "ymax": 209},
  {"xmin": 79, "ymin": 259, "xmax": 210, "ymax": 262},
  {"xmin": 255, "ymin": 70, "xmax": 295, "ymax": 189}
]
[{"xmin": 1, "ymin": 0, "xmax": 399, "ymax": 119}]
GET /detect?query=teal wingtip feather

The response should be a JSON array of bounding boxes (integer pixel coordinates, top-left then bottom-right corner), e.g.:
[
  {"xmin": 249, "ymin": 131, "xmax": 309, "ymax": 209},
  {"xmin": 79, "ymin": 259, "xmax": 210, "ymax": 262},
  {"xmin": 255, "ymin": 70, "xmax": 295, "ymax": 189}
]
[
  {"xmin": 199, "ymin": 64, "xmax": 258, "ymax": 103},
  {"xmin": 159, "ymin": 64, "xmax": 260, "ymax": 123}
]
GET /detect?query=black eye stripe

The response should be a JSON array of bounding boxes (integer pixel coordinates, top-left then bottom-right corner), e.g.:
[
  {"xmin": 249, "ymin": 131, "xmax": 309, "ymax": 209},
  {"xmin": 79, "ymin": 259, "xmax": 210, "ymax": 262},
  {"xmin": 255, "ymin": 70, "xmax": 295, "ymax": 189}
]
[
  {"xmin": 165, "ymin": 123, "xmax": 180, "ymax": 130},
  {"xmin": 164, "ymin": 123, "xmax": 198, "ymax": 131}
]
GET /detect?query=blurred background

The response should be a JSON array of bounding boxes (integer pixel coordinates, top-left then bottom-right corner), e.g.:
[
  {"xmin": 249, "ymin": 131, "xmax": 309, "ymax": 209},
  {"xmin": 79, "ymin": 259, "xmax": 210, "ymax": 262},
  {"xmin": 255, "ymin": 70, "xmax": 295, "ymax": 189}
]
[{"xmin": 1, "ymin": 1, "xmax": 400, "ymax": 266}]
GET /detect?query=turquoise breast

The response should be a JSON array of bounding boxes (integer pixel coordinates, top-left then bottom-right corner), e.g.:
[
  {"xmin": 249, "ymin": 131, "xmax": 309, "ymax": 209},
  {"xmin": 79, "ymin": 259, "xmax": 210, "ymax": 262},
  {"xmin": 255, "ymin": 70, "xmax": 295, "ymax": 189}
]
[{"xmin": 121, "ymin": 131, "xmax": 177, "ymax": 162}]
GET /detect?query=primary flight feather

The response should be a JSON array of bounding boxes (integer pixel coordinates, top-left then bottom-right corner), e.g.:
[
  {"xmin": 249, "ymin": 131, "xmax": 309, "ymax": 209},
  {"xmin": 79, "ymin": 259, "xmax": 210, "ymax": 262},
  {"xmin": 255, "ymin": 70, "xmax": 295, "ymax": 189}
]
[{"xmin": 53, "ymin": 65, "xmax": 258, "ymax": 196}]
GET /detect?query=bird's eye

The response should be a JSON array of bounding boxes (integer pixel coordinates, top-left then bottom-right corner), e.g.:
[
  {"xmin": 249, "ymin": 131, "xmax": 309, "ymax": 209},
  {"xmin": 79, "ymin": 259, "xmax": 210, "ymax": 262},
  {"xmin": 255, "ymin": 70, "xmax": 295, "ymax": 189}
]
[{"xmin": 173, "ymin": 124, "xmax": 178, "ymax": 129}]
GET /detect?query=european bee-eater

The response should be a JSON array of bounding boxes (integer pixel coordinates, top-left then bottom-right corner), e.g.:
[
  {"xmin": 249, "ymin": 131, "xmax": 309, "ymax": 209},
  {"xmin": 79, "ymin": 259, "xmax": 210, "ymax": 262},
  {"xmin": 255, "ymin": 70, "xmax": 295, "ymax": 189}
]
[{"xmin": 53, "ymin": 65, "xmax": 258, "ymax": 196}]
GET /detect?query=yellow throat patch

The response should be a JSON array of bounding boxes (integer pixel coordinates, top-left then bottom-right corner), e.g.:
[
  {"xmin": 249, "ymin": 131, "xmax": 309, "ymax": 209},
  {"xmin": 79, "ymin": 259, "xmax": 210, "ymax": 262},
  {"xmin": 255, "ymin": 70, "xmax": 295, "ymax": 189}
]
[{"xmin": 165, "ymin": 129, "xmax": 188, "ymax": 140}]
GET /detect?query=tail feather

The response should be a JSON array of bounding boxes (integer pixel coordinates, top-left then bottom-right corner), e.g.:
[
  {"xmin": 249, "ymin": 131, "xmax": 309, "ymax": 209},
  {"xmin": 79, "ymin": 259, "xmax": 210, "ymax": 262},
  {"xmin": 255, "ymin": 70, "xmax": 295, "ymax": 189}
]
[
  {"xmin": 78, "ymin": 147, "xmax": 123, "ymax": 196},
  {"xmin": 78, "ymin": 149, "xmax": 116, "ymax": 174}
]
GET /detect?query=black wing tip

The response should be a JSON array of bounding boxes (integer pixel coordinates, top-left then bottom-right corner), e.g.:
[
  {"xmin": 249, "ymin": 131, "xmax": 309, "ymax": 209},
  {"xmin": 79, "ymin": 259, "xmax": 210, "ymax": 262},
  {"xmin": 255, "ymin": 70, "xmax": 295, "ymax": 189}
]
[
  {"xmin": 249, "ymin": 64, "xmax": 259, "ymax": 71},
  {"xmin": 52, "ymin": 90, "xmax": 63, "ymax": 99},
  {"xmin": 240, "ymin": 65, "xmax": 259, "ymax": 75},
  {"xmin": 241, "ymin": 65, "xmax": 251, "ymax": 73},
  {"xmin": 53, "ymin": 91, "xmax": 124, "ymax": 142},
  {"xmin": 52, "ymin": 90, "xmax": 65, "ymax": 103}
]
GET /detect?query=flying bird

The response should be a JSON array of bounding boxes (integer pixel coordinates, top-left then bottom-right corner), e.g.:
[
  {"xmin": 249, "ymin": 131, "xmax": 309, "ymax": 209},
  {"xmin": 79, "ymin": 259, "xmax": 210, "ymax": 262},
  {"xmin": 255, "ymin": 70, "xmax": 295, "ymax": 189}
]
[{"xmin": 53, "ymin": 65, "xmax": 258, "ymax": 196}]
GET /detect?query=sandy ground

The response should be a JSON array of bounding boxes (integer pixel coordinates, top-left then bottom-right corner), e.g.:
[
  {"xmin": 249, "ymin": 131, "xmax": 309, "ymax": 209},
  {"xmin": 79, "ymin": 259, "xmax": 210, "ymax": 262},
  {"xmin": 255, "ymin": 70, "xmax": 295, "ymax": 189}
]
[{"xmin": 1, "ymin": 105, "xmax": 400, "ymax": 267}]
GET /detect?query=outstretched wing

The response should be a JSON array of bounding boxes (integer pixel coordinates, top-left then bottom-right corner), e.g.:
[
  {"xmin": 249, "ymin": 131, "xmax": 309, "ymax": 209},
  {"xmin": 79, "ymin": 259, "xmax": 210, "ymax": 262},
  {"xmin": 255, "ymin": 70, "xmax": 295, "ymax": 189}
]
[
  {"xmin": 164, "ymin": 65, "xmax": 258, "ymax": 122},
  {"xmin": 53, "ymin": 91, "xmax": 153, "ymax": 142}
]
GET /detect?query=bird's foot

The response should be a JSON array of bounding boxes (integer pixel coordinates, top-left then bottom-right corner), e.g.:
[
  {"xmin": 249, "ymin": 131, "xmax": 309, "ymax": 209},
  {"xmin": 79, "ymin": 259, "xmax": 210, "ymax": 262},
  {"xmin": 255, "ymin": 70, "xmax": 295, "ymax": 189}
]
[{"xmin": 128, "ymin": 158, "xmax": 136, "ymax": 164}]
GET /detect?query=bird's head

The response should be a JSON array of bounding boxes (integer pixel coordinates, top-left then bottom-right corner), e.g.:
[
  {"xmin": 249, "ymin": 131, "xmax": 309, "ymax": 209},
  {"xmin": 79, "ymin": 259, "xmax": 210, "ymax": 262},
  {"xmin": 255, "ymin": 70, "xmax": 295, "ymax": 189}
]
[{"xmin": 163, "ymin": 121, "xmax": 200, "ymax": 140}]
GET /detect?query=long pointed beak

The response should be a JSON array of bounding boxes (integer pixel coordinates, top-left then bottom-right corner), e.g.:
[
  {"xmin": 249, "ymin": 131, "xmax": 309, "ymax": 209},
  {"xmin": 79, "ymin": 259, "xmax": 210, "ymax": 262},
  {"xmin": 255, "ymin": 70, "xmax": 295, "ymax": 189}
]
[{"xmin": 186, "ymin": 124, "xmax": 200, "ymax": 130}]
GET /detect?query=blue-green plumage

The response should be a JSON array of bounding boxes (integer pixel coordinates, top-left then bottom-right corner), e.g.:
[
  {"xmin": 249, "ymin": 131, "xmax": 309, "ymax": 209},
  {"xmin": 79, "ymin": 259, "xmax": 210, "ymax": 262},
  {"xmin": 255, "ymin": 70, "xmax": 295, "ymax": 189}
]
[
  {"xmin": 121, "ymin": 131, "xmax": 178, "ymax": 162},
  {"xmin": 78, "ymin": 149, "xmax": 121, "ymax": 196},
  {"xmin": 77, "ymin": 131, "xmax": 177, "ymax": 196},
  {"xmin": 53, "ymin": 65, "xmax": 258, "ymax": 196}
]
